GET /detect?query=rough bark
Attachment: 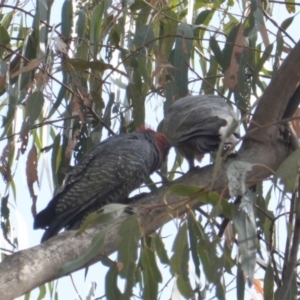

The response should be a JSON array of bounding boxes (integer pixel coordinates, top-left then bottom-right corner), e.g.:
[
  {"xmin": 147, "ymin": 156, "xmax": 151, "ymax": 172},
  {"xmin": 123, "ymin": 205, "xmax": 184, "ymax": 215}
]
[{"xmin": 0, "ymin": 40, "xmax": 300, "ymax": 300}]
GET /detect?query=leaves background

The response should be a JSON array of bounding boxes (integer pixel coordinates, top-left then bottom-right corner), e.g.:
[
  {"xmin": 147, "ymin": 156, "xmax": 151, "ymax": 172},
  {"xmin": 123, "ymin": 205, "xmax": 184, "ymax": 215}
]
[{"xmin": 0, "ymin": 0, "xmax": 300, "ymax": 299}]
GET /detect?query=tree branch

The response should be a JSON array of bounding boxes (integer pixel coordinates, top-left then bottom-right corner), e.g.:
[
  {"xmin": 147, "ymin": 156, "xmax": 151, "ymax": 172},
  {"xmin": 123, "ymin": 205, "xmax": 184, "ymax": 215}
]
[{"xmin": 249, "ymin": 39, "xmax": 300, "ymax": 130}]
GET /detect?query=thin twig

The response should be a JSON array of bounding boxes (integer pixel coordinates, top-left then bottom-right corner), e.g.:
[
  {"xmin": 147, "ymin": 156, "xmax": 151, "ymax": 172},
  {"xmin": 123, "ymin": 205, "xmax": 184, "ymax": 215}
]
[
  {"xmin": 2, "ymin": 4, "xmax": 62, "ymax": 35},
  {"xmin": 282, "ymin": 192, "xmax": 295, "ymax": 277},
  {"xmin": 261, "ymin": 6, "xmax": 297, "ymax": 45},
  {"xmin": 86, "ymin": 107, "xmax": 116, "ymax": 135},
  {"xmin": 0, "ymin": 43, "xmax": 77, "ymax": 96},
  {"xmin": 69, "ymin": 274, "xmax": 83, "ymax": 300},
  {"xmin": 0, "ymin": 247, "xmax": 14, "ymax": 254}
]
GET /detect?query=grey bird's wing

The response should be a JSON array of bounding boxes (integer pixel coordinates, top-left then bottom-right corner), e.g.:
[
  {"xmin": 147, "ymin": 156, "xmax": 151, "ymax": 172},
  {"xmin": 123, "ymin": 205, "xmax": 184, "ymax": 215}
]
[
  {"xmin": 163, "ymin": 95, "xmax": 238, "ymax": 143},
  {"xmin": 34, "ymin": 134, "xmax": 154, "ymax": 241}
]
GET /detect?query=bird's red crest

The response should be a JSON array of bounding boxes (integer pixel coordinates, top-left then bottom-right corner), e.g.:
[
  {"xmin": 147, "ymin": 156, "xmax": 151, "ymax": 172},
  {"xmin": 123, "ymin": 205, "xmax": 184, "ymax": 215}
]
[
  {"xmin": 138, "ymin": 126, "xmax": 170, "ymax": 155},
  {"xmin": 153, "ymin": 131, "xmax": 170, "ymax": 150},
  {"xmin": 138, "ymin": 125, "xmax": 154, "ymax": 132}
]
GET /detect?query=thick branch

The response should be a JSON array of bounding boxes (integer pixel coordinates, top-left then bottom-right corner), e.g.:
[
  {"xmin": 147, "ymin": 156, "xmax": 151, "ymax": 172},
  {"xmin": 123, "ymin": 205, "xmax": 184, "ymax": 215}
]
[
  {"xmin": 249, "ymin": 39, "xmax": 300, "ymax": 130},
  {"xmin": 282, "ymin": 85, "xmax": 300, "ymax": 119}
]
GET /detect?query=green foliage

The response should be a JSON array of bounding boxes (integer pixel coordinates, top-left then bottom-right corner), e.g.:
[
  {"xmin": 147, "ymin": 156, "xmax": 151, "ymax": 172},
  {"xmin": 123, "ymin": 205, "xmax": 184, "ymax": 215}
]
[
  {"xmin": 60, "ymin": 226, "xmax": 108, "ymax": 275},
  {"xmin": 169, "ymin": 184, "xmax": 232, "ymax": 218},
  {"xmin": 0, "ymin": 0, "xmax": 300, "ymax": 299},
  {"xmin": 275, "ymin": 148, "xmax": 300, "ymax": 192},
  {"xmin": 264, "ymin": 263, "xmax": 274, "ymax": 299},
  {"xmin": 170, "ymin": 223, "xmax": 194, "ymax": 298},
  {"xmin": 140, "ymin": 238, "xmax": 162, "ymax": 300},
  {"xmin": 77, "ymin": 203, "xmax": 128, "ymax": 235},
  {"xmin": 232, "ymin": 206, "xmax": 257, "ymax": 285},
  {"xmin": 105, "ymin": 262, "xmax": 122, "ymax": 300},
  {"xmin": 117, "ymin": 215, "xmax": 141, "ymax": 298}
]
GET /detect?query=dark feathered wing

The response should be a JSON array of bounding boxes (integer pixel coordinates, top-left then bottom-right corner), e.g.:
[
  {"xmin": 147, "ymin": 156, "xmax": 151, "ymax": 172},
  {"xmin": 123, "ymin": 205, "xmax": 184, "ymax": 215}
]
[
  {"xmin": 164, "ymin": 96, "xmax": 233, "ymax": 137},
  {"xmin": 34, "ymin": 132, "xmax": 159, "ymax": 242},
  {"xmin": 162, "ymin": 95, "xmax": 239, "ymax": 169},
  {"xmin": 163, "ymin": 95, "xmax": 238, "ymax": 152}
]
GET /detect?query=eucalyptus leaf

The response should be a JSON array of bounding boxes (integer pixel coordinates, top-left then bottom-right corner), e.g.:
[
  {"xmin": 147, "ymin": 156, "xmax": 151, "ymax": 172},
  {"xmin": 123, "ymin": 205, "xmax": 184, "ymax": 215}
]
[
  {"xmin": 77, "ymin": 203, "xmax": 128, "ymax": 235},
  {"xmin": 60, "ymin": 226, "xmax": 109, "ymax": 275}
]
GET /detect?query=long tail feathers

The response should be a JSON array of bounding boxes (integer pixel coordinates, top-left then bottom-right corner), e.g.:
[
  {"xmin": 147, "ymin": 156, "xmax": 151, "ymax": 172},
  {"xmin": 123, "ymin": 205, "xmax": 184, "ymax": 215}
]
[{"xmin": 34, "ymin": 200, "xmax": 56, "ymax": 230}]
